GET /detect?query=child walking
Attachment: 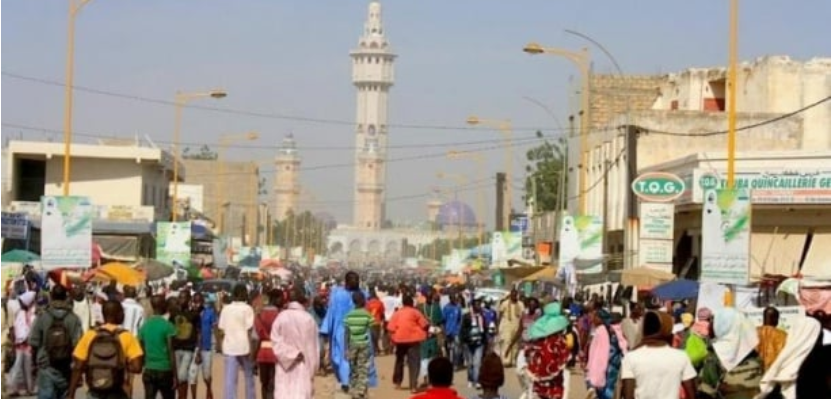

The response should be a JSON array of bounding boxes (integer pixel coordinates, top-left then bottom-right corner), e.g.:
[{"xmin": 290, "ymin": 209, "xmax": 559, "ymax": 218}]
[{"xmin": 344, "ymin": 291, "xmax": 374, "ymax": 399}]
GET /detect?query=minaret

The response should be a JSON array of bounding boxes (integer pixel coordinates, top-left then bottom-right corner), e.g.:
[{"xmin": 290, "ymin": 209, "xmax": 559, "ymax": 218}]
[
  {"xmin": 352, "ymin": 1, "xmax": 395, "ymax": 230},
  {"xmin": 274, "ymin": 134, "xmax": 300, "ymax": 221}
]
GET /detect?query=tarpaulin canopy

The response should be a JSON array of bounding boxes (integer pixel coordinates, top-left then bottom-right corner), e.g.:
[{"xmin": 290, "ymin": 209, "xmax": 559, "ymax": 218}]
[{"xmin": 619, "ymin": 267, "xmax": 676, "ymax": 288}]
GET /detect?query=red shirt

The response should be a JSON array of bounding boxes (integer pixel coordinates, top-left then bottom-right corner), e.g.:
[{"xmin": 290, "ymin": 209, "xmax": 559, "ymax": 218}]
[
  {"xmin": 410, "ymin": 387, "xmax": 465, "ymax": 399},
  {"xmin": 366, "ymin": 298, "xmax": 385, "ymax": 325},
  {"xmin": 254, "ymin": 307, "xmax": 280, "ymax": 363}
]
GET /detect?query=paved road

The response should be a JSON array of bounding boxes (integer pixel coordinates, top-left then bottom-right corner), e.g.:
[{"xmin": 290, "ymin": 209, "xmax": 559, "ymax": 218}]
[{"xmin": 12, "ymin": 352, "xmax": 589, "ymax": 398}]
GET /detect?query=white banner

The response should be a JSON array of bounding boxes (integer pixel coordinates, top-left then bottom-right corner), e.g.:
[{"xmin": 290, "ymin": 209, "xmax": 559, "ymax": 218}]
[
  {"xmin": 638, "ymin": 203, "xmax": 674, "ymax": 272},
  {"xmin": 701, "ymin": 189, "xmax": 751, "ymax": 285},
  {"xmin": 559, "ymin": 214, "xmax": 604, "ymax": 275},
  {"xmin": 40, "ymin": 196, "xmax": 93, "ymax": 269},
  {"xmin": 740, "ymin": 306, "xmax": 806, "ymax": 331}
]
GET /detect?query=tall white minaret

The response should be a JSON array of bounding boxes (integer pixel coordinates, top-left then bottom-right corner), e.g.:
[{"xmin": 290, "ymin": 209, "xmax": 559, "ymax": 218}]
[{"xmin": 352, "ymin": 1, "xmax": 395, "ymax": 230}]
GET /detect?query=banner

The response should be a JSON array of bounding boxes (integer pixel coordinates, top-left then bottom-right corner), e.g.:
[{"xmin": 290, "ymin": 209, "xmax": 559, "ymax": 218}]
[
  {"xmin": 701, "ymin": 188, "xmax": 751, "ymax": 285},
  {"xmin": 740, "ymin": 306, "xmax": 805, "ymax": 331},
  {"xmin": 40, "ymin": 196, "xmax": 93, "ymax": 269},
  {"xmin": 156, "ymin": 222, "xmax": 192, "ymax": 268},
  {"xmin": 685, "ymin": 169, "xmax": 831, "ymax": 204},
  {"xmin": 1, "ymin": 212, "xmax": 30, "ymax": 240},
  {"xmin": 233, "ymin": 247, "xmax": 263, "ymax": 268},
  {"xmin": 639, "ymin": 203, "xmax": 675, "ymax": 273},
  {"xmin": 559, "ymin": 214, "xmax": 603, "ymax": 274},
  {"xmin": 490, "ymin": 231, "xmax": 523, "ymax": 267}
]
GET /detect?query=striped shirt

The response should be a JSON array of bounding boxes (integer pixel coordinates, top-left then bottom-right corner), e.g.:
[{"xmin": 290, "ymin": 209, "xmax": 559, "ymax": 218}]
[
  {"xmin": 344, "ymin": 308, "xmax": 374, "ymax": 345},
  {"xmin": 121, "ymin": 298, "xmax": 145, "ymax": 335}
]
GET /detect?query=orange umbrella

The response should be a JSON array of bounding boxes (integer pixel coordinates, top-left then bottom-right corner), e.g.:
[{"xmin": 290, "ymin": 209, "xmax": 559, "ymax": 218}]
[{"xmin": 88, "ymin": 262, "xmax": 144, "ymax": 286}]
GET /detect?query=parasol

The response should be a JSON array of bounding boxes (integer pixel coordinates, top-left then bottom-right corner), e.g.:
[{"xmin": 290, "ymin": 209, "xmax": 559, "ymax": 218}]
[
  {"xmin": 135, "ymin": 259, "xmax": 175, "ymax": 281},
  {"xmin": 89, "ymin": 262, "xmax": 144, "ymax": 286},
  {"xmin": 1, "ymin": 249, "xmax": 40, "ymax": 263},
  {"xmin": 651, "ymin": 279, "xmax": 699, "ymax": 301}
]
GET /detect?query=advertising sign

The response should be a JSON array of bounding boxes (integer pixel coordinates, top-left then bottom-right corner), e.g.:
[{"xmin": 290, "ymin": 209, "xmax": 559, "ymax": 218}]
[
  {"xmin": 631, "ymin": 172, "xmax": 686, "ymax": 202},
  {"xmin": 490, "ymin": 231, "xmax": 523, "ymax": 267},
  {"xmin": 559, "ymin": 214, "xmax": 603, "ymax": 274},
  {"xmin": 701, "ymin": 188, "xmax": 752, "ymax": 285},
  {"xmin": 40, "ymin": 196, "xmax": 94, "ymax": 269},
  {"xmin": 1, "ymin": 212, "xmax": 30, "ymax": 240},
  {"xmin": 690, "ymin": 169, "xmax": 831, "ymax": 204},
  {"xmin": 156, "ymin": 222, "xmax": 192, "ymax": 268},
  {"xmin": 510, "ymin": 214, "xmax": 530, "ymax": 235},
  {"xmin": 640, "ymin": 203, "xmax": 675, "ymax": 240}
]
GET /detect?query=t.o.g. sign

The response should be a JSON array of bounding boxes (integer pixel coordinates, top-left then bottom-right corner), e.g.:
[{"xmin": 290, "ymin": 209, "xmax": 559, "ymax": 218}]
[{"xmin": 631, "ymin": 172, "xmax": 686, "ymax": 202}]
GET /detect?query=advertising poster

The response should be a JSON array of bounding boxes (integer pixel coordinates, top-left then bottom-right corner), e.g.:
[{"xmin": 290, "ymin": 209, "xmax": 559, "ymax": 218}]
[
  {"xmin": 232, "ymin": 246, "xmax": 263, "ymax": 269},
  {"xmin": 1, "ymin": 212, "xmax": 30, "ymax": 240},
  {"xmin": 559, "ymin": 214, "xmax": 604, "ymax": 274},
  {"xmin": 490, "ymin": 231, "xmax": 523, "ymax": 267},
  {"xmin": 156, "ymin": 222, "xmax": 192, "ymax": 268},
  {"xmin": 40, "ymin": 196, "xmax": 93, "ymax": 269},
  {"xmin": 701, "ymin": 188, "xmax": 752, "ymax": 285},
  {"xmin": 639, "ymin": 203, "xmax": 675, "ymax": 273}
]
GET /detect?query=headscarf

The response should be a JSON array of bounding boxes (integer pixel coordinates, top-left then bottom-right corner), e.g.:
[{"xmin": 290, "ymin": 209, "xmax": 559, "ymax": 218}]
[
  {"xmin": 478, "ymin": 352, "xmax": 505, "ymax": 388},
  {"xmin": 18, "ymin": 291, "xmax": 36, "ymax": 307},
  {"xmin": 756, "ymin": 317, "xmax": 822, "ymax": 399},
  {"xmin": 712, "ymin": 307, "xmax": 759, "ymax": 372},
  {"xmin": 596, "ymin": 308, "xmax": 612, "ymax": 325},
  {"xmin": 692, "ymin": 307, "xmax": 712, "ymax": 337},
  {"xmin": 639, "ymin": 310, "xmax": 674, "ymax": 348},
  {"xmin": 681, "ymin": 313, "xmax": 694, "ymax": 328},
  {"xmin": 527, "ymin": 302, "xmax": 569, "ymax": 340}
]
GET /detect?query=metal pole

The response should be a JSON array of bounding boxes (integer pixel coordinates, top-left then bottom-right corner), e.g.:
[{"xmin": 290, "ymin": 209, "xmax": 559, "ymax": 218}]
[
  {"xmin": 727, "ymin": 0, "xmax": 739, "ymax": 188},
  {"xmin": 171, "ymin": 100, "xmax": 184, "ymax": 221},
  {"xmin": 62, "ymin": 0, "xmax": 89, "ymax": 195}
]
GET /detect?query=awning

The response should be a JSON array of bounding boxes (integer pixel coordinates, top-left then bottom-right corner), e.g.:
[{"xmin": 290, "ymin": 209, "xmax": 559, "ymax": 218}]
[
  {"xmin": 802, "ymin": 231, "xmax": 831, "ymax": 279},
  {"xmin": 94, "ymin": 235, "xmax": 139, "ymax": 262},
  {"xmin": 618, "ymin": 267, "xmax": 676, "ymax": 288},
  {"xmin": 750, "ymin": 231, "xmax": 807, "ymax": 281},
  {"xmin": 521, "ymin": 267, "xmax": 559, "ymax": 283}
]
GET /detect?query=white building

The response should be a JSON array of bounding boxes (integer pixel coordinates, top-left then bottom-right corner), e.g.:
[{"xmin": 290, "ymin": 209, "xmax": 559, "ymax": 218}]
[
  {"xmin": 4, "ymin": 140, "xmax": 178, "ymax": 221},
  {"xmin": 569, "ymin": 56, "xmax": 831, "ymax": 263},
  {"xmin": 351, "ymin": 1, "xmax": 395, "ymax": 230}
]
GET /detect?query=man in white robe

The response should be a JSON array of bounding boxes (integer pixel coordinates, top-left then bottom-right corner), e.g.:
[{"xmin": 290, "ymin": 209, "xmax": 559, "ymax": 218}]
[{"xmin": 271, "ymin": 287, "xmax": 320, "ymax": 399}]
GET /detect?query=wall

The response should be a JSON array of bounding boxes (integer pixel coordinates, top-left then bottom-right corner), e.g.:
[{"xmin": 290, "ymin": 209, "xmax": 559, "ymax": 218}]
[
  {"xmin": 183, "ymin": 159, "xmax": 259, "ymax": 242},
  {"xmin": 44, "ymin": 157, "xmax": 143, "ymax": 206},
  {"xmin": 578, "ymin": 110, "xmax": 803, "ymax": 232}
]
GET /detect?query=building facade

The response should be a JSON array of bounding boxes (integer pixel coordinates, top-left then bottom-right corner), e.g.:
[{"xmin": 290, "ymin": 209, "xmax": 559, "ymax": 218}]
[
  {"xmin": 274, "ymin": 134, "xmax": 300, "ymax": 221},
  {"xmin": 182, "ymin": 159, "xmax": 259, "ymax": 243},
  {"xmin": 351, "ymin": 1, "xmax": 395, "ymax": 230},
  {"xmin": 4, "ymin": 140, "xmax": 173, "ymax": 221}
]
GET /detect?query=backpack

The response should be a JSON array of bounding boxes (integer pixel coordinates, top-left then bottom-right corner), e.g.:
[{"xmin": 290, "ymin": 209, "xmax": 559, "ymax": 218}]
[
  {"xmin": 45, "ymin": 310, "xmax": 72, "ymax": 364},
  {"xmin": 174, "ymin": 314, "xmax": 194, "ymax": 341},
  {"xmin": 85, "ymin": 328, "xmax": 126, "ymax": 392}
]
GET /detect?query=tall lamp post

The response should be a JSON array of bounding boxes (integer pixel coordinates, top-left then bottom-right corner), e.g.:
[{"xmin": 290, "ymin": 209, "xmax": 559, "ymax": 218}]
[
  {"xmin": 466, "ymin": 116, "xmax": 513, "ymax": 228},
  {"xmin": 61, "ymin": 0, "xmax": 93, "ymax": 195},
  {"xmin": 217, "ymin": 131, "xmax": 259, "ymax": 233},
  {"xmin": 447, "ymin": 150, "xmax": 486, "ymax": 256},
  {"xmin": 522, "ymin": 43, "xmax": 591, "ymax": 215},
  {"xmin": 436, "ymin": 172, "xmax": 470, "ymax": 255},
  {"xmin": 171, "ymin": 89, "xmax": 227, "ymax": 221}
]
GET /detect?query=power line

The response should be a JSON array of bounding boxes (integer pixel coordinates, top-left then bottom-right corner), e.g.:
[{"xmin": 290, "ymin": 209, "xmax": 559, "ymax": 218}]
[
  {"xmin": 1, "ymin": 71, "xmax": 576, "ymax": 133},
  {"xmin": 0, "ymin": 122, "xmax": 545, "ymax": 151},
  {"xmin": 637, "ymin": 96, "xmax": 831, "ymax": 137}
]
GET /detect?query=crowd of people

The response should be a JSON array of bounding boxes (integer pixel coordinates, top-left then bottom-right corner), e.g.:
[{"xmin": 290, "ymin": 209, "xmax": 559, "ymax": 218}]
[{"xmin": 3, "ymin": 268, "xmax": 831, "ymax": 399}]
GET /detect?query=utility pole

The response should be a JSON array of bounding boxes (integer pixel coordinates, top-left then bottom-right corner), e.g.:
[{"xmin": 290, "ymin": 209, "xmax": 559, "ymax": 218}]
[{"xmin": 623, "ymin": 125, "xmax": 640, "ymax": 270}]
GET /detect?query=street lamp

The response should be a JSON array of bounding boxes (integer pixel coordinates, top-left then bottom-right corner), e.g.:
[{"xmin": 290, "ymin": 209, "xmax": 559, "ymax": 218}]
[
  {"xmin": 523, "ymin": 42, "xmax": 591, "ymax": 215},
  {"xmin": 447, "ymin": 150, "xmax": 486, "ymax": 255},
  {"xmin": 466, "ymin": 116, "xmax": 513, "ymax": 229},
  {"xmin": 62, "ymin": 0, "xmax": 93, "ymax": 196},
  {"xmin": 217, "ymin": 131, "xmax": 259, "ymax": 233},
  {"xmin": 171, "ymin": 89, "xmax": 227, "ymax": 221}
]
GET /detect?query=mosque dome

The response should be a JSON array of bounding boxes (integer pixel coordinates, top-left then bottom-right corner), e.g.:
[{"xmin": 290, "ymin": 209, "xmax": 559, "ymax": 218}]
[{"xmin": 435, "ymin": 200, "xmax": 477, "ymax": 227}]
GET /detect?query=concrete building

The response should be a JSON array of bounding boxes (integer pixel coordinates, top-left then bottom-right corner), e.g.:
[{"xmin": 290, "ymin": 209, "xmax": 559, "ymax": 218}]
[
  {"xmin": 566, "ymin": 56, "xmax": 831, "ymax": 262},
  {"xmin": 274, "ymin": 134, "xmax": 300, "ymax": 221},
  {"xmin": 182, "ymin": 159, "xmax": 259, "ymax": 243},
  {"xmin": 351, "ymin": 1, "xmax": 395, "ymax": 230},
  {"xmin": 642, "ymin": 150, "xmax": 831, "ymax": 281},
  {"xmin": 4, "ymin": 140, "xmax": 174, "ymax": 221}
]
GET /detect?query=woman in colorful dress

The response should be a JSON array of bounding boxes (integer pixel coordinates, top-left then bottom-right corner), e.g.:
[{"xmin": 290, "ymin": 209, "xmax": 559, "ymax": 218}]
[{"xmin": 522, "ymin": 302, "xmax": 570, "ymax": 399}]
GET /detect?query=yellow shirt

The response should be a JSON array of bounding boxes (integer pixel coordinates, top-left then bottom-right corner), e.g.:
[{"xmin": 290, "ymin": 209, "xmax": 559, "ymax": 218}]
[
  {"xmin": 73, "ymin": 323, "xmax": 144, "ymax": 362},
  {"xmin": 756, "ymin": 325, "xmax": 787, "ymax": 372}
]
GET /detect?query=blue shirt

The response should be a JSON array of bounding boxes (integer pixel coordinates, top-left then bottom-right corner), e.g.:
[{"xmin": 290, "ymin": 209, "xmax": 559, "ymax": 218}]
[
  {"xmin": 199, "ymin": 307, "xmax": 217, "ymax": 350},
  {"xmin": 442, "ymin": 304, "xmax": 462, "ymax": 336},
  {"xmin": 483, "ymin": 308, "xmax": 497, "ymax": 336}
]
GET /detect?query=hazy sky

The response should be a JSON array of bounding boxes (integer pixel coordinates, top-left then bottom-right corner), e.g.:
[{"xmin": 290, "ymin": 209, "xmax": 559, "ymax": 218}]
[{"xmin": 3, "ymin": 1, "xmax": 829, "ymax": 225}]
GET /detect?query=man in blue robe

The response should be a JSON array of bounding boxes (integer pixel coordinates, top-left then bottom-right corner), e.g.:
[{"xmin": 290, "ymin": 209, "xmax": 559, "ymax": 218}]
[{"xmin": 320, "ymin": 271, "xmax": 378, "ymax": 391}]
